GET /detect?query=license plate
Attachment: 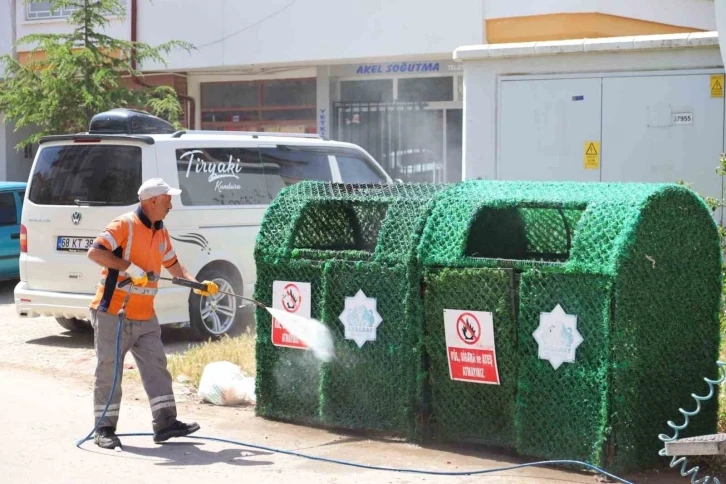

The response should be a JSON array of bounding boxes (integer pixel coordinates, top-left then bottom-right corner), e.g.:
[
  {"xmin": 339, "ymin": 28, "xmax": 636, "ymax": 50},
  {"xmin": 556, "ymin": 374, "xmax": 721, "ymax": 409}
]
[{"xmin": 56, "ymin": 236, "xmax": 95, "ymax": 252}]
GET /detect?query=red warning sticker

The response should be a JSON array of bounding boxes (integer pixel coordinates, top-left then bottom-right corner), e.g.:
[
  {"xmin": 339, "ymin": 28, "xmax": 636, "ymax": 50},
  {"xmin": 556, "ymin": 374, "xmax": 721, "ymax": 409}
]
[
  {"xmin": 272, "ymin": 281, "xmax": 311, "ymax": 349},
  {"xmin": 444, "ymin": 309, "xmax": 500, "ymax": 385}
]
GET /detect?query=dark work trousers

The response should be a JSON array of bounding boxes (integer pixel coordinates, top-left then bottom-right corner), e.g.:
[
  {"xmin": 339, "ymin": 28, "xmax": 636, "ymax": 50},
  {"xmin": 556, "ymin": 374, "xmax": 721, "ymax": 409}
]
[{"xmin": 90, "ymin": 308, "xmax": 177, "ymax": 433}]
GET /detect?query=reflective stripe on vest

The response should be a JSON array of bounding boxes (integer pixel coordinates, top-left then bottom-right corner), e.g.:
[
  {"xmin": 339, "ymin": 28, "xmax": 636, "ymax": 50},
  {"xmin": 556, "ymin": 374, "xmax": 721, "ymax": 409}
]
[
  {"xmin": 122, "ymin": 214, "xmax": 135, "ymax": 273},
  {"xmin": 99, "ymin": 278, "xmax": 158, "ymax": 296},
  {"xmin": 98, "ymin": 231, "xmax": 118, "ymax": 251},
  {"xmin": 98, "ymin": 212, "xmax": 140, "ymax": 288}
]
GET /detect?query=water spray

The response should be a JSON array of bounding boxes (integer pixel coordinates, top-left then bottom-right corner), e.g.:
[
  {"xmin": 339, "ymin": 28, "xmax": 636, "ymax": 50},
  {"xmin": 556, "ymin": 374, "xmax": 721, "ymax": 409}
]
[{"xmin": 120, "ymin": 274, "xmax": 335, "ymax": 362}]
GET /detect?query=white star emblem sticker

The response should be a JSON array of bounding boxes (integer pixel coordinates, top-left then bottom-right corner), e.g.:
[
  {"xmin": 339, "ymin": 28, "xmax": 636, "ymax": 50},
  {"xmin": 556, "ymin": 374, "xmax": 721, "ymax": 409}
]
[
  {"xmin": 532, "ymin": 304, "xmax": 584, "ymax": 370},
  {"xmin": 338, "ymin": 289, "xmax": 383, "ymax": 348}
]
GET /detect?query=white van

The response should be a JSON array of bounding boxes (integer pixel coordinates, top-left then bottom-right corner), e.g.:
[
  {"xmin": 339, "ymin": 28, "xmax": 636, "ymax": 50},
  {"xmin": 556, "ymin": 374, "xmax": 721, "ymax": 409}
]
[{"xmin": 14, "ymin": 108, "xmax": 392, "ymax": 339}]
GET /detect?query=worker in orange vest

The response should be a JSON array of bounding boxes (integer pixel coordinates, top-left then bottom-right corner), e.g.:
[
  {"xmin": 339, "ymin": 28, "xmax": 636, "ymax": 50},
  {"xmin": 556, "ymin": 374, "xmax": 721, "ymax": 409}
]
[{"xmin": 87, "ymin": 178, "xmax": 218, "ymax": 450}]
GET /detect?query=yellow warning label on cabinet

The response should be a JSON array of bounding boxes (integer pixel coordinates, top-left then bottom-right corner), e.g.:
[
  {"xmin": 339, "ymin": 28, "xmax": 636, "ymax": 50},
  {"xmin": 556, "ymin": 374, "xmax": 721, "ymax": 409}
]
[
  {"xmin": 711, "ymin": 75, "xmax": 724, "ymax": 98},
  {"xmin": 584, "ymin": 141, "xmax": 600, "ymax": 169}
]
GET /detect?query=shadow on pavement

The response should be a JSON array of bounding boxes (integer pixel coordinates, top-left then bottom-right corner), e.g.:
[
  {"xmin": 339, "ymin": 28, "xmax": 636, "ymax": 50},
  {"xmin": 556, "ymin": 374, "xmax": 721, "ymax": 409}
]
[
  {"xmin": 24, "ymin": 322, "xmax": 254, "ymax": 359},
  {"xmin": 26, "ymin": 331, "xmax": 95, "ymax": 349},
  {"xmin": 120, "ymin": 441, "xmax": 274, "ymax": 467},
  {"xmin": 25, "ymin": 328, "xmax": 200, "ymax": 356}
]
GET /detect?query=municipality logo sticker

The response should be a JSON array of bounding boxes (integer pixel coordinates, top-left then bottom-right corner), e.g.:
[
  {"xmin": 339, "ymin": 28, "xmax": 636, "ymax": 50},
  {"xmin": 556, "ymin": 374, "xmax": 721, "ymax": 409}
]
[
  {"xmin": 533, "ymin": 304, "xmax": 583, "ymax": 370},
  {"xmin": 338, "ymin": 289, "xmax": 382, "ymax": 348}
]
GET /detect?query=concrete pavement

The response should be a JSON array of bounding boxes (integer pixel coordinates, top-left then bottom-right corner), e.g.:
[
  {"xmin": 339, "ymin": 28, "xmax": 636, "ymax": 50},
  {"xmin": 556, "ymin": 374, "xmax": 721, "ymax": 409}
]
[{"xmin": 1, "ymin": 365, "xmax": 642, "ymax": 484}]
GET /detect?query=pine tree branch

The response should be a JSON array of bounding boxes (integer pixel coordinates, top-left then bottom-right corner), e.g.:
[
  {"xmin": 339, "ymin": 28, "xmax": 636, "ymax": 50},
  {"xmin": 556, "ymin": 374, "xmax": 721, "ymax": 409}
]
[{"xmin": 2, "ymin": 0, "xmax": 194, "ymax": 149}]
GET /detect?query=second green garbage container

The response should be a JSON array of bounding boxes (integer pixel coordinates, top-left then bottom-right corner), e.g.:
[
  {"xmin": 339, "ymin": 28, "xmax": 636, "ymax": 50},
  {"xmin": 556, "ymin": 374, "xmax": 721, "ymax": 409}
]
[{"xmin": 418, "ymin": 180, "xmax": 722, "ymax": 473}]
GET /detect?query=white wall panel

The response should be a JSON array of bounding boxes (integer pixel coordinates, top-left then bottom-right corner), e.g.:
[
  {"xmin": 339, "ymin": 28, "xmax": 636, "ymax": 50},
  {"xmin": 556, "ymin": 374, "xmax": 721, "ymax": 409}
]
[{"xmin": 136, "ymin": 0, "xmax": 483, "ymax": 71}]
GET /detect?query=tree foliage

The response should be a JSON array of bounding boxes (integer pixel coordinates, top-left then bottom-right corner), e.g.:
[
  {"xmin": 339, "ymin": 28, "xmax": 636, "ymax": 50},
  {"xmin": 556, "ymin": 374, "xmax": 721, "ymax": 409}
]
[{"xmin": 0, "ymin": 0, "xmax": 195, "ymax": 148}]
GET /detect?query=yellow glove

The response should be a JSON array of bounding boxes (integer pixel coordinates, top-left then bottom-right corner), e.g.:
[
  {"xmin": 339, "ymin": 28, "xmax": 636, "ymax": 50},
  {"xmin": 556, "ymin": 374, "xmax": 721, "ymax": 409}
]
[
  {"xmin": 126, "ymin": 263, "xmax": 148, "ymax": 287},
  {"xmin": 193, "ymin": 280, "xmax": 219, "ymax": 297}
]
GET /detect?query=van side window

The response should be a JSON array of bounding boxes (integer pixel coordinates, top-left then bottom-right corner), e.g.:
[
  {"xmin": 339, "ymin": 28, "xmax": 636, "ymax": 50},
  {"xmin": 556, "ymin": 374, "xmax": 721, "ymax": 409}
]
[
  {"xmin": 0, "ymin": 193, "xmax": 17, "ymax": 226},
  {"xmin": 335, "ymin": 154, "xmax": 387, "ymax": 184},
  {"xmin": 175, "ymin": 147, "xmax": 269, "ymax": 206},
  {"xmin": 259, "ymin": 146, "xmax": 333, "ymax": 199}
]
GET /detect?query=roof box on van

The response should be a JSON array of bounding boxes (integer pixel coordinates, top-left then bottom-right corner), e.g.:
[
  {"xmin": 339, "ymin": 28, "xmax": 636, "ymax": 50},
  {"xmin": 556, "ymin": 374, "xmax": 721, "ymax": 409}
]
[{"xmin": 88, "ymin": 108, "xmax": 176, "ymax": 135}]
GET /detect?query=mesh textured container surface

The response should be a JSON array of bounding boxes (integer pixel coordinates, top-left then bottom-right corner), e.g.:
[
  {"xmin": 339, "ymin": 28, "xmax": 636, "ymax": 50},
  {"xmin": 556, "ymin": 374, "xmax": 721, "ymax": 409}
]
[
  {"xmin": 514, "ymin": 272, "xmax": 613, "ymax": 466},
  {"xmin": 605, "ymin": 188, "xmax": 722, "ymax": 472},
  {"xmin": 423, "ymin": 267, "xmax": 518, "ymax": 446},
  {"xmin": 254, "ymin": 182, "xmax": 445, "ymax": 434},
  {"xmin": 320, "ymin": 261, "xmax": 423, "ymax": 437},
  {"xmin": 255, "ymin": 182, "xmax": 446, "ymax": 264},
  {"xmin": 419, "ymin": 180, "xmax": 722, "ymax": 473},
  {"xmin": 419, "ymin": 180, "xmax": 663, "ymax": 273},
  {"xmin": 254, "ymin": 260, "xmax": 326, "ymax": 424}
]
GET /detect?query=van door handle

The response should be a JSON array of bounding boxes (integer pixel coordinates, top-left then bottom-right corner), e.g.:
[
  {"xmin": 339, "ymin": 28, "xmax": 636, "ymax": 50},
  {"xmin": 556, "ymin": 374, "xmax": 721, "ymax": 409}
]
[{"xmin": 10, "ymin": 233, "xmax": 19, "ymax": 239}]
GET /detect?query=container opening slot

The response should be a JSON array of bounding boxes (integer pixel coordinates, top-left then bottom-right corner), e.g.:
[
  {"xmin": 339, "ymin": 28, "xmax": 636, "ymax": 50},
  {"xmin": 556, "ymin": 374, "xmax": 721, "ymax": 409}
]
[
  {"xmin": 292, "ymin": 201, "xmax": 389, "ymax": 252},
  {"xmin": 464, "ymin": 206, "xmax": 585, "ymax": 262}
]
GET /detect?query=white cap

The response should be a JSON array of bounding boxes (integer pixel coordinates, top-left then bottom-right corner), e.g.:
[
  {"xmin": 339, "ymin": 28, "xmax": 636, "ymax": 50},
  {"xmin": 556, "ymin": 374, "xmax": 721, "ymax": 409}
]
[{"xmin": 137, "ymin": 178, "xmax": 182, "ymax": 201}]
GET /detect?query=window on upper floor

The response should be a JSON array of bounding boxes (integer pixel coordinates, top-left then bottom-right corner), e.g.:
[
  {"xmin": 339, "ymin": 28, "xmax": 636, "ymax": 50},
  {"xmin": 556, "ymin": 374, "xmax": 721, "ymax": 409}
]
[
  {"xmin": 26, "ymin": 1, "xmax": 126, "ymax": 20},
  {"xmin": 26, "ymin": 1, "xmax": 79, "ymax": 20}
]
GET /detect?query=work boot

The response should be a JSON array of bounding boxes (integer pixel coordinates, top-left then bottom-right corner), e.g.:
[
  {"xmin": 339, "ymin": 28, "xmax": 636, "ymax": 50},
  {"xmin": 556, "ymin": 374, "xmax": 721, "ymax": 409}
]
[
  {"xmin": 153, "ymin": 420, "xmax": 200, "ymax": 443},
  {"xmin": 94, "ymin": 426, "xmax": 122, "ymax": 449}
]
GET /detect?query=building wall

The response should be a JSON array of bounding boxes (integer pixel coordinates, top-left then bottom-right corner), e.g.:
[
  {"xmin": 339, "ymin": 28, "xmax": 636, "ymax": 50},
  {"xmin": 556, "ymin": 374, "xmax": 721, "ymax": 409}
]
[
  {"xmin": 0, "ymin": 0, "xmax": 15, "ymax": 78},
  {"xmin": 13, "ymin": 0, "xmax": 716, "ymax": 68},
  {"xmin": 135, "ymin": 0, "xmax": 484, "ymax": 71},
  {"xmin": 484, "ymin": 0, "xmax": 715, "ymax": 43},
  {"xmin": 0, "ymin": 116, "xmax": 35, "ymax": 183},
  {"xmin": 715, "ymin": 0, "xmax": 726, "ymax": 65},
  {"xmin": 14, "ymin": 0, "xmax": 483, "ymax": 69}
]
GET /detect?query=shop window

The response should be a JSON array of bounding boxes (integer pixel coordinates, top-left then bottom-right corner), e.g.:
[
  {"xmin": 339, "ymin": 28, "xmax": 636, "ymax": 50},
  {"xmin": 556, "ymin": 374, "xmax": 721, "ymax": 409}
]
[
  {"xmin": 202, "ymin": 110, "xmax": 259, "ymax": 123},
  {"xmin": 340, "ymin": 80, "xmax": 394, "ymax": 103},
  {"xmin": 200, "ymin": 78, "xmax": 317, "ymax": 132},
  {"xmin": 398, "ymin": 77, "xmax": 453, "ymax": 103},
  {"xmin": 263, "ymin": 79, "xmax": 316, "ymax": 106},
  {"xmin": 261, "ymin": 108, "xmax": 316, "ymax": 121},
  {"xmin": 202, "ymin": 83, "xmax": 258, "ymax": 109}
]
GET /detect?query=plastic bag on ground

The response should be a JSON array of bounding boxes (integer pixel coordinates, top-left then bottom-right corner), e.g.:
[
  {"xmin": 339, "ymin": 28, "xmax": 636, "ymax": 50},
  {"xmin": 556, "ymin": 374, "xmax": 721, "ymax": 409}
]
[{"xmin": 197, "ymin": 361, "xmax": 256, "ymax": 406}]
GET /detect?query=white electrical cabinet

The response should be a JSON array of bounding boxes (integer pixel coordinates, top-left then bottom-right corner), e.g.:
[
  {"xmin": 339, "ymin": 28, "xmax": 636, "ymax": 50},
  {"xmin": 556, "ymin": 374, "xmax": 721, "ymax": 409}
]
[
  {"xmin": 497, "ymin": 70, "xmax": 725, "ymax": 222},
  {"xmin": 498, "ymin": 77, "xmax": 602, "ymax": 182},
  {"xmin": 601, "ymin": 74, "xmax": 724, "ymax": 200}
]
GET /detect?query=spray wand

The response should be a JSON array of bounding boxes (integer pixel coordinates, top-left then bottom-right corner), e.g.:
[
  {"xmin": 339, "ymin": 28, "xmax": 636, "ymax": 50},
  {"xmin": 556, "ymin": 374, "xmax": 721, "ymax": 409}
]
[{"xmin": 118, "ymin": 272, "xmax": 266, "ymax": 309}]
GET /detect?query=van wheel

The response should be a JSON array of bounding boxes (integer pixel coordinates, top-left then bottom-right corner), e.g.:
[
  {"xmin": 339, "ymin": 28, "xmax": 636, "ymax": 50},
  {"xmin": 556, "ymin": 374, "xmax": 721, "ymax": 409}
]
[
  {"xmin": 56, "ymin": 317, "xmax": 92, "ymax": 333},
  {"xmin": 188, "ymin": 268, "xmax": 242, "ymax": 340}
]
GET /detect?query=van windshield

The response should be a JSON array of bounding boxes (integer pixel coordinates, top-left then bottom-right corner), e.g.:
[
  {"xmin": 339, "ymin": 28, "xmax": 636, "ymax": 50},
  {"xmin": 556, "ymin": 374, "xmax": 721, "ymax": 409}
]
[{"xmin": 28, "ymin": 144, "xmax": 142, "ymax": 206}]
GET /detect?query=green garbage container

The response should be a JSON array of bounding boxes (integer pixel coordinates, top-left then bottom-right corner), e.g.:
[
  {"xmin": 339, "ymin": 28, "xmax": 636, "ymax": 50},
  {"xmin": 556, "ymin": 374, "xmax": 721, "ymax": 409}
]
[
  {"xmin": 418, "ymin": 180, "xmax": 722, "ymax": 473},
  {"xmin": 254, "ymin": 181, "xmax": 443, "ymax": 437}
]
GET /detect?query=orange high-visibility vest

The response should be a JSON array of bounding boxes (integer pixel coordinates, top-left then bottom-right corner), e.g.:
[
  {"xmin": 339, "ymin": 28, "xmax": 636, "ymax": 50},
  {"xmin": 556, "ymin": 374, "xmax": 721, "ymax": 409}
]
[{"xmin": 90, "ymin": 206, "xmax": 178, "ymax": 320}]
